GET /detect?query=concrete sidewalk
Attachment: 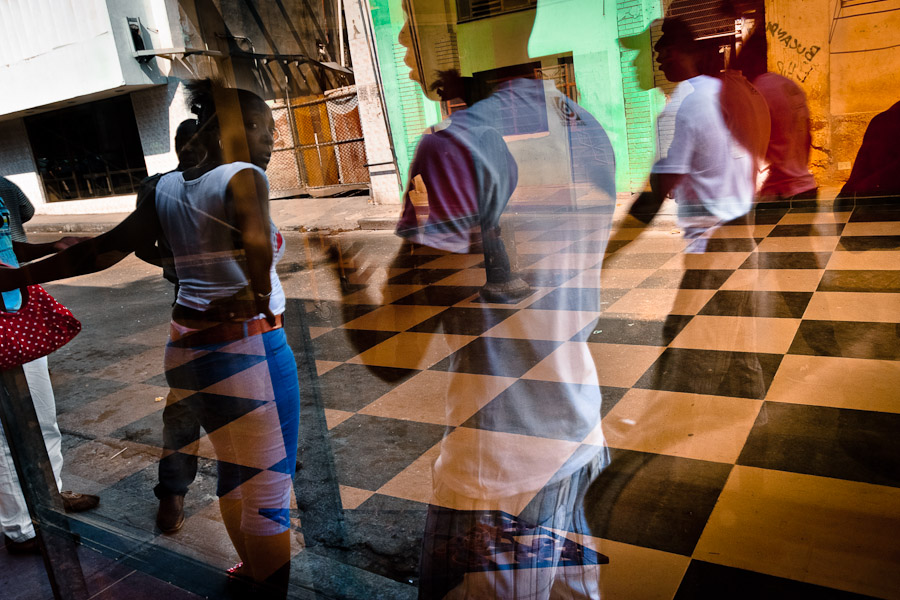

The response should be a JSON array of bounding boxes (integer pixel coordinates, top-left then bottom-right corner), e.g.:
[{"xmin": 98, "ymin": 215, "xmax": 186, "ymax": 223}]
[
  {"xmin": 24, "ymin": 192, "xmax": 654, "ymax": 236},
  {"xmin": 24, "ymin": 195, "xmax": 402, "ymax": 236}
]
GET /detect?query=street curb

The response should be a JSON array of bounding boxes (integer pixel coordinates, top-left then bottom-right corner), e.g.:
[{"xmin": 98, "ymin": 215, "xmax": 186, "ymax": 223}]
[
  {"xmin": 26, "ymin": 222, "xmax": 121, "ymax": 234},
  {"xmin": 358, "ymin": 217, "xmax": 398, "ymax": 230},
  {"xmin": 27, "ymin": 218, "xmax": 399, "ymax": 236}
]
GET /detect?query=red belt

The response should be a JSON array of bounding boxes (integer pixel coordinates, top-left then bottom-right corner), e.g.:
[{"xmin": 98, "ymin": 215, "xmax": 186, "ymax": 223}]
[{"xmin": 170, "ymin": 314, "xmax": 284, "ymax": 347}]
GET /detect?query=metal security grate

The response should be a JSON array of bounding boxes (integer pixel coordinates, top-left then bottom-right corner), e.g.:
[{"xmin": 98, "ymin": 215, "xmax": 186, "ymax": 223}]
[
  {"xmin": 666, "ymin": 0, "xmax": 736, "ymax": 38},
  {"xmin": 265, "ymin": 86, "xmax": 369, "ymax": 198}
]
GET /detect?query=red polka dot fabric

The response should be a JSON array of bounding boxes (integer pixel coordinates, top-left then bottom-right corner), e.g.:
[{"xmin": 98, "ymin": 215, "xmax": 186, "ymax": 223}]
[{"xmin": 0, "ymin": 285, "xmax": 81, "ymax": 371}]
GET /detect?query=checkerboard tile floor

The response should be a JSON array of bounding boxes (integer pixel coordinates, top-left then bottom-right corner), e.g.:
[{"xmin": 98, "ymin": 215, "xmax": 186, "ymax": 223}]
[
  {"xmin": 7, "ymin": 204, "xmax": 896, "ymax": 599},
  {"xmin": 302, "ymin": 204, "xmax": 899, "ymax": 599}
]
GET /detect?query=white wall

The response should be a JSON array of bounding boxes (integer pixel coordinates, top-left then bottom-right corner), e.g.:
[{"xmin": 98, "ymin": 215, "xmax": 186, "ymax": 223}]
[
  {"xmin": 0, "ymin": 0, "xmax": 165, "ymax": 120},
  {"xmin": 0, "ymin": 0, "xmax": 185, "ymax": 214}
]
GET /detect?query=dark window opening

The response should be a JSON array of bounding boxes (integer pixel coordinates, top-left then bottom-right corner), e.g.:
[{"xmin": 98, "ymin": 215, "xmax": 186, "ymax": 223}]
[
  {"xmin": 128, "ymin": 17, "xmax": 146, "ymax": 53},
  {"xmin": 25, "ymin": 96, "xmax": 148, "ymax": 202},
  {"xmin": 456, "ymin": 0, "xmax": 537, "ymax": 23}
]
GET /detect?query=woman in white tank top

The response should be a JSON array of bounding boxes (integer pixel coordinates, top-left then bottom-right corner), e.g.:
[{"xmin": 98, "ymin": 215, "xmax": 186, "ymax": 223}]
[{"xmin": 0, "ymin": 79, "xmax": 300, "ymax": 593}]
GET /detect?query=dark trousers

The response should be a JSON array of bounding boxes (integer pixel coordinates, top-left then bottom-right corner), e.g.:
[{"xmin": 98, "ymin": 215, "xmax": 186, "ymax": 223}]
[
  {"xmin": 477, "ymin": 189, "xmax": 515, "ymax": 285},
  {"xmin": 154, "ymin": 391, "xmax": 201, "ymax": 499}
]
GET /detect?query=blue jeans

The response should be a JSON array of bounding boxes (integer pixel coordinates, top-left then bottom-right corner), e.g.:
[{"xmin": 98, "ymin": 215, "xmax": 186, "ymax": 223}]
[{"xmin": 163, "ymin": 327, "xmax": 300, "ymax": 535}]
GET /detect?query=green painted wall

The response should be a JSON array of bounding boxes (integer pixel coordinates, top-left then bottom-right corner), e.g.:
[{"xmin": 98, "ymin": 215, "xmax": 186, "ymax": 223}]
[
  {"xmin": 616, "ymin": 0, "xmax": 666, "ymax": 191},
  {"xmin": 369, "ymin": 0, "xmax": 442, "ymax": 191},
  {"xmin": 370, "ymin": 0, "xmax": 665, "ymax": 193}
]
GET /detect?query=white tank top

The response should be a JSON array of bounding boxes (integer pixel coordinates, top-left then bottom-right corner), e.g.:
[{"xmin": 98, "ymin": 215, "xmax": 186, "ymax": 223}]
[{"xmin": 155, "ymin": 162, "xmax": 286, "ymax": 316}]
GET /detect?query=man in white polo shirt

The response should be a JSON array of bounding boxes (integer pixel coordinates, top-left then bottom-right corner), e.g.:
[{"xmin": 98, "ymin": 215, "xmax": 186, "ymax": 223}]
[{"xmin": 642, "ymin": 17, "xmax": 760, "ymax": 247}]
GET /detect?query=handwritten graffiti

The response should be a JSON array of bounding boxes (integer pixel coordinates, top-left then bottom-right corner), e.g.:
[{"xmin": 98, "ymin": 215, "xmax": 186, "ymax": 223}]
[
  {"xmin": 767, "ymin": 22, "xmax": 821, "ymax": 62},
  {"xmin": 776, "ymin": 59, "xmax": 814, "ymax": 83},
  {"xmin": 767, "ymin": 22, "xmax": 820, "ymax": 84}
]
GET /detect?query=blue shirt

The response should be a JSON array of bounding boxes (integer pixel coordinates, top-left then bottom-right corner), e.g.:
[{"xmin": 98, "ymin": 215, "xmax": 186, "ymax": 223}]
[{"xmin": 0, "ymin": 197, "xmax": 22, "ymax": 311}]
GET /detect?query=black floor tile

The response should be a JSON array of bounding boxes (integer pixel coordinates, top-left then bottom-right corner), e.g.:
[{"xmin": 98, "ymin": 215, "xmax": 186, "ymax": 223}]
[
  {"xmin": 389, "ymin": 254, "xmax": 447, "ymax": 268},
  {"xmin": 430, "ymin": 337, "xmax": 562, "ymax": 378},
  {"xmin": 391, "ymin": 286, "xmax": 482, "ymax": 306},
  {"xmin": 769, "ymin": 223, "xmax": 845, "ymax": 237},
  {"xmin": 460, "ymin": 379, "xmax": 603, "ymax": 442},
  {"xmin": 328, "ymin": 414, "xmax": 446, "ymax": 490},
  {"xmin": 848, "ymin": 206, "xmax": 900, "ymax": 222},
  {"xmin": 303, "ymin": 301, "xmax": 381, "ymax": 328},
  {"xmin": 600, "ymin": 386, "xmax": 629, "ymax": 417},
  {"xmin": 817, "ymin": 270, "xmax": 900, "ymax": 293},
  {"xmin": 747, "ymin": 208, "xmax": 789, "ymax": 225},
  {"xmin": 740, "ymin": 252, "xmax": 831, "ymax": 269},
  {"xmin": 408, "ymin": 306, "xmax": 519, "ymax": 335},
  {"xmin": 318, "ymin": 364, "xmax": 419, "ymax": 412},
  {"xmin": 520, "ymin": 269, "xmax": 586, "ymax": 287},
  {"xmin": 603, "ymin": 253, "xmax": 678, "ymax": 270},
  {"xmin": 387, "ymin": 269, "xmax": 462, "ymax": 285},
  {"xmin": 783, "ymin": 200, "xmax": 821, "ymax": 210},
  {"xmin": 698, "ymin": 290, "xmax": 813, "ymax": 318},
  {"xmin": 528, "ymin": 287, "xmax": 604, "ymax": 311},
  {"xmin": 598, "ymin": 288, "xmax": 633, "ymax": 311},
  {"xmin": 634, "ymin": 348, "xmax": 783, "ymax": 400},
  {"xmin": 606, "ymin": 239, "xmax": 632, "ymax": 254},
  {"xmin": 738, "ymin": 402, "xmax": 900, "ymax": 488},
  {"xmin": 312, "ymin": 328, "xmax": 399, "ymax": 362},
  {"xmin": 338, "ymin": 282, "xmax": 369, "ymax": 296},
  {"xmin": 674, "ymin": 560, "xmax": 879, "ymax": 600},
  {"xmin": 837, "ymin": 235, "xmax": 900, "ymax": 251},
  {"xmin": 700, "ymin": 238, "xmax": 758, "ymax": 252},
  {"xmin": 583, "ymin": 449, "xmax": 732, "ymax": 556},
  {"xmin": 787, "ymin": 320, "xmax": 900, "ymax": 360},
  {"xmin": 638, "ymin": 269, "xmax": 734, "ymax": 289},
  {"xmin": 572, "ymin": 315, "xmax": 693, "ymax": 346}
]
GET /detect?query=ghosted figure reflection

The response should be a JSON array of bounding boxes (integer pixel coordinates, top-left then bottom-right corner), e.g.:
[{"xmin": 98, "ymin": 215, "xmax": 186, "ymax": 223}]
[
  {"xmin": 0, "ymin": 80, "xmax": 300, "ymax": 595},
  {"xmin": 625, "ymin": 17, "xmax": 767, "ymax": 231},
  {"xmin": 336, "ymin": 0, "xmax": 617, "ymax": 597},
  {"xmin": 616, "ymin": 16, "xmax": 769, "ymax": 397}
]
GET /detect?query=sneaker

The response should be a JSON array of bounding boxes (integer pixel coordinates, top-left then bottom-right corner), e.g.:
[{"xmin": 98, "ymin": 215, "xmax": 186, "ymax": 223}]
[
  {"xmin": 156, "ymin": 495, "xmax": 185, "ymax": 534},
  {"xmin": 3, "ymin": 534, "xmax": 40, "ymax": 556},
  {"xmin": 60, "ymin": 491, "xmax": 100, "ymax": 513}
]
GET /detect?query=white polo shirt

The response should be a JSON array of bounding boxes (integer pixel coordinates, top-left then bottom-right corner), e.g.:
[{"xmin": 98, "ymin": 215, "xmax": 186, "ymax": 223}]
[{"xmin": 652, "ymin": 75, "xmax": 755, "ymax": 224}]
